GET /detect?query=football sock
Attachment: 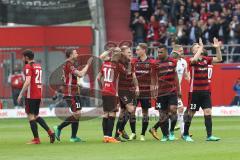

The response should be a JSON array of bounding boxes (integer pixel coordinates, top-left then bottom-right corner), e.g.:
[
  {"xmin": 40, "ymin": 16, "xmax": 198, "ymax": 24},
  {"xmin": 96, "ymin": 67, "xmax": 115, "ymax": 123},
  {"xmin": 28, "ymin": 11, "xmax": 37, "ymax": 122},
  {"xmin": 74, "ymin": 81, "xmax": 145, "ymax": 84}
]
[
  {"xmin": 71, "ymin": 119, "xmax": 79, "ymax": 138},
  {"xmin": 183, "ymin": 118, "xmax": 191, "ymax": 136},
  {"xmin": 107, "ymin": 116, "xmax": 115, "ymax": 137},
  {"xmin": 115, "ymin": 117, "xmax": 123, "ymax": 137},
  {"xmin": 29, "ymin": 120, "xmax": 39, "ymax": 138},
  {"xmin": 120, "ymin": 112, "xmax": 130, "ymax": 131},
  {"xmin": 141, "ymin": 115, "xmax": 149, "ymax": 136},
  {"xmin": 58, "ymin": 115, "xmax": 75, "ymax": 131},
  {"xmin": 170, "ymin": 114, "xmax": 178, "ymax": 132},
  {"xmin": 178, "ymin": 113, "xmax": 184, "ymax": 135},
  {"xmin": 153, "ymin": 121, "xmax": 160, "ymax": 130},
  {"xmin": 160, "ymin": 119, "xmax": 169, "ymax": 137},
  {"xmin": 130, "ymin": 115, "xmax": 136, "ymax": 134},
  {"xmin": 36, "ymin": 117, "xmax": 50, "ymax": 133},
  {"xmin": 204, "ymin": 115, "xmax": 212, "ymax": 137},
  {"xmin": 102, "ymin": 117, "xmax": 108, "ymax": 136}
]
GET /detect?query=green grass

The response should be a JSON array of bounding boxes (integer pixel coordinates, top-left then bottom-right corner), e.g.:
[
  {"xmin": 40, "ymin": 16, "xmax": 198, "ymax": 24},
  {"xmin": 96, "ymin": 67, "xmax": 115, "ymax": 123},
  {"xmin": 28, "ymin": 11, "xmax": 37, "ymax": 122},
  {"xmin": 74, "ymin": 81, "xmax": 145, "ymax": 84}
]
[{"xmin": 0, "ymin": 117, "xmax": 240, "ymax": 160}]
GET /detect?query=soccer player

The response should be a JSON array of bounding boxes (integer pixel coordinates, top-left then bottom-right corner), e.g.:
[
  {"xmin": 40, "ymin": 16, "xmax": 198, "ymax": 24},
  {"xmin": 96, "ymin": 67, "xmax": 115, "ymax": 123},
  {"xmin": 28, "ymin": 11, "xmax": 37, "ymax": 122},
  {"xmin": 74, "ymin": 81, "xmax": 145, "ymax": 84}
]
[
  {"xmin": 97, "ymin": 52, "xmax": 129, "ymax": 143},
  {"xmin": 149, "ymin": 45, "xmax": 180, "ymax": 142},
  {"xmin": 182, "ymin": 38, "xmax": 222, "ymax": 142},
  {"xmin": 53, "ymin": 49, "xmax": 92, "ymax": 142},
  {"xmin": 114, "ymin": 46, "xmax": 139, "ymax": 142},
  {"xmin": 171, "ymin": 45, "xmax": 190, "ymax": 135},
  {"xmin": 17, "ymin": 50, "xmax": 55, "ymax": 144},
  {"xmin": 131, "ymin": 43, "xmax": 155, "ymax": 141}
]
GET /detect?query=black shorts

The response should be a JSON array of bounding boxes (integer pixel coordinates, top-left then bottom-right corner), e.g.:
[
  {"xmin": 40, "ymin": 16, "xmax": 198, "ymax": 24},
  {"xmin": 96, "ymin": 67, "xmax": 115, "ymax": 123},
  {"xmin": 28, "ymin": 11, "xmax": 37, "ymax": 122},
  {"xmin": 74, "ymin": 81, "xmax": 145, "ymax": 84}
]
[
  {"xmin": 137, "ymin": 98, "xmax": 151, "ymax": 110},
  {"xmin": 119, "ymin": 90, "xmax": 134, "ymax": 109},
  {"xmin": 188, "ymin": 91, "xmax": 212, "ymax": 111},
  {"xmin": 102, "ymin": 95, "xmax": 118, "ymax": 112},
  {"xmin": 64, "ymin": 96, "xmax": 82, "ymax": 112},
  {"xmin": 156, "ymin": 94, "xmax": 178, "ymax": 110},
  {"xmin": 25, "ymin": 98, "xmax": 41, "ymax": 115}
]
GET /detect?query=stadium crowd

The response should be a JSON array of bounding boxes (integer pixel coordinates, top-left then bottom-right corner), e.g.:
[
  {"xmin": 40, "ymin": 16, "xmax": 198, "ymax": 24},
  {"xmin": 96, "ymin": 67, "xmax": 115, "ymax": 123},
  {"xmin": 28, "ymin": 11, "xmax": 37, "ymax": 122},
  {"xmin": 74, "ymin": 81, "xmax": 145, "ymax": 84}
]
[{"xmin": 130, "ymin": 0, "xmax": 240, "ymax": 62}]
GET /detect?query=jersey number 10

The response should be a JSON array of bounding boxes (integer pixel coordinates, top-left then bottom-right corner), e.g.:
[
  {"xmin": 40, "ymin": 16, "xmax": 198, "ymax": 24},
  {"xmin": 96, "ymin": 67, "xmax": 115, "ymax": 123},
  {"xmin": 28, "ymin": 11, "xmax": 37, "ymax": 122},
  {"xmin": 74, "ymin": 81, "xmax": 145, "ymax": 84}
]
[{"xmin": 103, "ymin": 68, "xmax": 114, "ymax": 82}]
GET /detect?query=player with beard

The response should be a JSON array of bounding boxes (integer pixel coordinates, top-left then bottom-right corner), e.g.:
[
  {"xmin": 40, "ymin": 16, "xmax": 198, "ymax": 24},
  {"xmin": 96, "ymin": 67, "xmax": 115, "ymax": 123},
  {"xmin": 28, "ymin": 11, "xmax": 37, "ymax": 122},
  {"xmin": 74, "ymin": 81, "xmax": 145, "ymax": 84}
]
[
  {"xmin": 183, "ymin": 38, "xmax": 222, "ymax": 142},
  {"xmin": 97, "ymin": 52, "xmax": 129, "ymax": 143},
  {"xmin": 131, "ymin": 43, "xmax": 155, "ymax": 141},
  {"xmin": 17, "ymin": 50, "xmax": 55, "ymax": 144},
  {"xmin": 149, "ymin": 45, "xmax": 180, "ymax": 142},
  {"xmin": 114, "ymin": 46, "xmax": 140, "ymax": 142},
  {"xmin": 53, "ymin": 49, "xmax": 92, "ymax": 143}
]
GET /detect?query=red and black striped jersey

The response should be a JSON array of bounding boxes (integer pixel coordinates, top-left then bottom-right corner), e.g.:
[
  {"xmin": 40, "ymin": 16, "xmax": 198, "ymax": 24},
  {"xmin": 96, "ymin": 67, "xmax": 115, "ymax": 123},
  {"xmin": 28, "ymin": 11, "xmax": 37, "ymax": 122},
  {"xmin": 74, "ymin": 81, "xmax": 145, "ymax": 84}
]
[
  {"xmin": 62, "ymin": 60, "xmax": 78, "ymax": 96},
  {"xmin": 153, "ymin": 57, "xmax": 178, "ymax": 96},
  {"xmin": 132, "ymin": 57, "xmax": 155, "ymax": 98},
  {"xmin": 187, "ymin": 56, "xmax": 213, "ymax": 92},
  {"xmin": 118, "ymin": 62, "xmax": 135, "ymax": 91}
]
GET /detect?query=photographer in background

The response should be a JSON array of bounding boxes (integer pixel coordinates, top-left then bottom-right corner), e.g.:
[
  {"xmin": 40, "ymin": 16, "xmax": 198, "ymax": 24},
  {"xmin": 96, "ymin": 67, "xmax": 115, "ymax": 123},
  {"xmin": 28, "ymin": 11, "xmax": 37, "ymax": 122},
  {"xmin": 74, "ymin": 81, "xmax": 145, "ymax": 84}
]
[
  {"xmin": 230, "ymin": 78, "xmax": 240, "ymax": 106},
  {"xmin": 8, "ymin": 65, "xmax": 24, "ymax": 108},
  {"xmin": 130, "ymin": 12, "xmax": 146, "ymax": 46}
]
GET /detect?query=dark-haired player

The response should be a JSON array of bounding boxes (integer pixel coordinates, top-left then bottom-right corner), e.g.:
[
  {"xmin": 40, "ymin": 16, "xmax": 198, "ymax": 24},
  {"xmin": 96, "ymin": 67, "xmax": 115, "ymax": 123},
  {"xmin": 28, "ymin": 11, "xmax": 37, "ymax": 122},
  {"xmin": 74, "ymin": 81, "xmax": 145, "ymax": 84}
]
[
  {"xmin": 131, "ymin": 43, "xmax": 155, "ymax": 141},
  {"xmin": 17, "ymin": 50, "xmax": 55, "ymax": 144},
  {"xmin": 183, "ymin": 38, "xmax": 222, "ymax": 142},
  {"xmin": 53, "ymin": 49, "xmax": 92, "ymax": 142},
  {"xmin": 149, "ymin": 45, "xmax": 180, "ymax": 142},
  {"xmin": 97, "ymin": 52, "xmax": 129, "ymax": 143}
]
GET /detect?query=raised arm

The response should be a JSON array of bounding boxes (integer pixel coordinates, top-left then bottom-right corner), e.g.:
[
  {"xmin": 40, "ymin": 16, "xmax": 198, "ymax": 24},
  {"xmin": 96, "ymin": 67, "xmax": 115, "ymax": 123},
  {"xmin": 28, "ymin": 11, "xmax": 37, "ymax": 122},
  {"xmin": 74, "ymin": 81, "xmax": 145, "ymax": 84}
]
[
  {"xmin": 190, "ymin": 38, "xmax": 204, "ymax": 63},
  {"xmin": 212, "ymin": 37, "xmax": 223, "ymax": 63},
  {"xmin": 74, "ymin": 57, "xmax": 93, "ymax": 77}
]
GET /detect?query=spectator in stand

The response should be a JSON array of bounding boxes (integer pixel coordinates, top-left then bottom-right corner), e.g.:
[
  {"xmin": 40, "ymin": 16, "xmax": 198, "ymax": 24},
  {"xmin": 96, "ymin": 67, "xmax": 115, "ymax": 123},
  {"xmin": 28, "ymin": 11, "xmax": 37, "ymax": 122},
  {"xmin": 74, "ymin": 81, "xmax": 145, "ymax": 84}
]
[
  {"xmin": 200, "ymin": 7, "xmax": 210, "ymax": 23},
  {"xmin": 230, "ymin": 78, "xmax": 240, "ymax": 106},
  {"xmin": 176, "ymin": 19, "xmax": 188, "ymax": 45},
  {"xmin": 217, "ymin": 16, "xmax": 230, "ymax": 44},
  {"xmin": 209, "ymin": 0, "xmax": 223, "ymax": 13},
  {"xmin": 130, "ymin": 0, "xmax": 140, "ymax": 19},
  {"xmin": 146, "ymin": 15, "xmax": 159, "ymax": 43},
  {"xmin": 176, "ymin": 5, "xmax": 189, "ymax": 22},
  {"xmin": 128, "ymin": 0, "xmax": 240, "ymax": 62},
  {"xmin": 188, "ymin": 19, "xmax": 202, "ymax": 44},
  {"xmin": 229, "ymin": 15, "xmax": 239, "ymax": 62},
  {"xmin": 139, "ymin": 0, "xmax": 153, "ymax": 20},
  {"xmin": 159, "ymin": 20, "xmax": 167, "ymax": 43},
  {"xmin": 167, "ymin": 22, "xmax": 176, "ymax": 36},
  {"xmin": 8, "ymin": 65, "xmax": 24, "ymax": 108},
  {"xmin": 203, "ymin": 17, "xmax": 219, "ymax": 44},
  {"xmin": 130, "ymin": 14, "xmax": 146, "ymax": 46}
]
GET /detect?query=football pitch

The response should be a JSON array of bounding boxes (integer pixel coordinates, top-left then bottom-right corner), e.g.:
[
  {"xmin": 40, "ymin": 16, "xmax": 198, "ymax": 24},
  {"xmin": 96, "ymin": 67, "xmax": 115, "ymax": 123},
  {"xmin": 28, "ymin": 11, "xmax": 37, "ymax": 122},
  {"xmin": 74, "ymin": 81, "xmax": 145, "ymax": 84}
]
[{"xmin": 0, "ymin": 116, "xmax": 240, "ymax": 160}]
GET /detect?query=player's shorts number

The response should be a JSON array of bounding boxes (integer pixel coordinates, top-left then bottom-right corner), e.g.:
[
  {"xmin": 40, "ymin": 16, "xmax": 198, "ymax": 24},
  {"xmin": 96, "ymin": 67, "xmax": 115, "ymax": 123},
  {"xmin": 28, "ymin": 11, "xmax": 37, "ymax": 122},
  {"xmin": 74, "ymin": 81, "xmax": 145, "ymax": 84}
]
[
  {"xmin": 156, "ymin": 102, "xmax": 162, "ymax": 109},
  {"xmin": 76, "ymin": 102, "xmax": 81, "ymax": 109},
  {"xmin": 190, "ymin": 104, "xmax": 197, "ymax": 110},
  {"xmin": 103, "ymin": 68, "xmax": 114, "ymax": 82}
]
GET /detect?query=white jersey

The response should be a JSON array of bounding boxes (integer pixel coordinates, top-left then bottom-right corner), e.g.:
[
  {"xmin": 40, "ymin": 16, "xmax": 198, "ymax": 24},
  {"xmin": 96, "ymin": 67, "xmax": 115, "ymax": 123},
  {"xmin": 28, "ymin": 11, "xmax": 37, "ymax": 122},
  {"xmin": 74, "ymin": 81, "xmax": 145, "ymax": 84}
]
[{"xmin": 176, "ymin": 58, "xmax": 188, "ymax": 85}]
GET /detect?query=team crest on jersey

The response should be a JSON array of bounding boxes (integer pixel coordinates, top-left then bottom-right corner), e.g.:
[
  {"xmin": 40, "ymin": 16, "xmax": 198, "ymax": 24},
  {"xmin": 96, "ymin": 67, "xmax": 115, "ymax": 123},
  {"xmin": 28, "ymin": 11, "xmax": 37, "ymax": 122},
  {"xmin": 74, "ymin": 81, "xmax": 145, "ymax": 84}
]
[{"xmin": 145, "ymin": 64, "xmax": 149, "ymax": 68}]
